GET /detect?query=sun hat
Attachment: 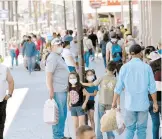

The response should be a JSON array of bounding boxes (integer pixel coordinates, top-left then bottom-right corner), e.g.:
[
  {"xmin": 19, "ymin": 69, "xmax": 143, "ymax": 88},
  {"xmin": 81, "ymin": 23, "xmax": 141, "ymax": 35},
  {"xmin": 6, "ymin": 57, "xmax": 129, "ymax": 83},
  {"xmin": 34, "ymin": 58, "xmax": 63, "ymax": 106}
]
[{"xmin": 51, "ymin": 38, "xmax": 62, "ymax": 46}]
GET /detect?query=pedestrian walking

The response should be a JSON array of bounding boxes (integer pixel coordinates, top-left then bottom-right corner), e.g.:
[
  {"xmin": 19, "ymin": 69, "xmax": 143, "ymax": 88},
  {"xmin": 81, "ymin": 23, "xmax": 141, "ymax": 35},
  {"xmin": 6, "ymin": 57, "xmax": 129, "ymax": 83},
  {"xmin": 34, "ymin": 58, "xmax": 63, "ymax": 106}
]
[
  {"xmin": 62, "ymin": 39, "xmax": 78, "ymax": 72},
  {"xmin": 0, "ymin": 64, "xmax": 14, "ymax": 139},
  {"xmin": 100, "ymin": 33, "xmax": 109, "ymax": 68},
  {"xmin": 76, "ymin": 125, "xmax": 96, "ymax": 139},
  {"xmin": 46, "ymin": 38, "xmax": 69, "ymax": 139},
  {"xmin": 82, "ymin": 61, "xmax": 119, "ymax": 139},
  {"xmin": 8, "ymin": 38, "xmax": 19, "ymax": 69},
  {"xmin": 67, "ymin": 72, "xmax": 90, "ymax": 135},
  {"xmin": 84, "ymin": 69, "xmax": 98, "ymax": 130},
  {"xmin": 22, "ymin": 36, "xmax": 37, "ymax": 74},
  {"xmin": 83, "ymin": 33, "xmax": 94, "ymax": 70},
  {"xmin": 112, "ymin": 44, "xmax": 158, "ymax": 139},
  {"xmin": 149, "ymin": 52, "xmax": 161, "ymax": 139}
]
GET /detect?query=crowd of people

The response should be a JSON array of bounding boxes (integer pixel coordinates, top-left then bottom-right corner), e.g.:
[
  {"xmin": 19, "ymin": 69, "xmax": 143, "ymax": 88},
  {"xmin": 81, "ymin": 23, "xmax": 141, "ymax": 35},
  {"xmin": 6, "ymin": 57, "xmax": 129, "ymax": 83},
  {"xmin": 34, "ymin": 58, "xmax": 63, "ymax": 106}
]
[{"xmin": 0, "ymin": 24, "xmax": 161, "ymax": 139}]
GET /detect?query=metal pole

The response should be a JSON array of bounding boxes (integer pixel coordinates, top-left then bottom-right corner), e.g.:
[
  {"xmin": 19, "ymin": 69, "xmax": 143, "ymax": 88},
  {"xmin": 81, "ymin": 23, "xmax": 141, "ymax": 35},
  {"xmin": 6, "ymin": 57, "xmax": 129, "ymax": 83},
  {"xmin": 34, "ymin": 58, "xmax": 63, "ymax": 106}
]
[
  {"xmin": 63, "ymin": 0, "xmax": 67, "ymax": 30},
  {"xmin": 95, "ymin": 8, "xmax": 98, "ymax": 31},
  {"xmin": 15, "ymin": 1, "xmax": 19, "ymax": 40},
  {"xmin": 2, "ymin": 1, "xmax": 6, "ymax": 57},
  {"xmin": 76, "ymin": 0, "xmax": 85, "ymax": 81},
  {"xmin": 129, "ymin": 0, "xmax": 133, "ymax": 34},
  {"xmin": 2, "ymin": 1, "xmax": 6, "ymax": 40},
  {"xmin": 72, "ymin": 0, "xmax": 76, "ymax": 29},
  {"xmin": 10, "ymin": 1, "xmax": 14, "ymax": 38},
  {"xmin": 8, "ymin": 1, "xmax": 11, "ymax": 39},
  {"xmin": 121, "ymin": 0, "xmax": 124, "ymax": 24}
]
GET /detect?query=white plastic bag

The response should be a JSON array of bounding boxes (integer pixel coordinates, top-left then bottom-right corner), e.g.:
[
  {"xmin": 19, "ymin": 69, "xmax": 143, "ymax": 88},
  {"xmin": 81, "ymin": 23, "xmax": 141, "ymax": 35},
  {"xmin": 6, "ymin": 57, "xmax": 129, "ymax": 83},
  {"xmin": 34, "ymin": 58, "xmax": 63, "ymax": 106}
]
[
  {"xmin": 115, "ymin": 111, "xmax": 125, "ymax": 135},
  {"xmin": 43, "ymin": 99, "xmax": 59, "ymax": 125},
  {"xmin": 100, "ymin": 109, "xmax": 118, "ymax": 132}
]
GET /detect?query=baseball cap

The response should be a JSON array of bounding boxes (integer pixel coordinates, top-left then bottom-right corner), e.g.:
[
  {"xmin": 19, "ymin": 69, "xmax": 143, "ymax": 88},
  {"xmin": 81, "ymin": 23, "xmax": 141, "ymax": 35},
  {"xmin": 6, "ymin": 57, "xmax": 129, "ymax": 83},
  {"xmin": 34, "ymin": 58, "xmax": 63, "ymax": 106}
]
[
  {"xmin": 129, "ymin": 44, "xmax": 144, "ymax": 55},
  {"xmin": 51, "ymin": 38, "xmax": 62, "ymax": 46}
]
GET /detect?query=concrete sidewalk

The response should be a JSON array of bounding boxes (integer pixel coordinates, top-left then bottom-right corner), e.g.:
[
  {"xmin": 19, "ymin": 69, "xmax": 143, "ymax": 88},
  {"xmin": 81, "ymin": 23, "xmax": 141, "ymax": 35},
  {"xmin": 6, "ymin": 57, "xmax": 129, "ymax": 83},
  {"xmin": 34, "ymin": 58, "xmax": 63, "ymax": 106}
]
[{"xmin": 3, "ymin": 56, "xmax": 154, "ymax": 139}]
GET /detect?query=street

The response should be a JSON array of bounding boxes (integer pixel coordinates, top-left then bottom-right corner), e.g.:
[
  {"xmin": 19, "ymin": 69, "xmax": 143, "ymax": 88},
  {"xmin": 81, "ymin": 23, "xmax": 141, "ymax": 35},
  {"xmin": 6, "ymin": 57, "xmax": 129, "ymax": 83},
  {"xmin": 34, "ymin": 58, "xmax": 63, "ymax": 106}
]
[{"xmin": 2, "ymin": 56, "xmax": 155, "ymax": 139}]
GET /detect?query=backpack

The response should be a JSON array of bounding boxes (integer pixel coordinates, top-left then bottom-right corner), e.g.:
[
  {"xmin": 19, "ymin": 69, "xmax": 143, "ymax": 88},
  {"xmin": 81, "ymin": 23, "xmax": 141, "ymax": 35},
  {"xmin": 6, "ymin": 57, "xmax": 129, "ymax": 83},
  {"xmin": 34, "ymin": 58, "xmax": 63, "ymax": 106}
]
[{"xmin": 111, "ymin": 41, "xmax": 122, "ymax": 62}]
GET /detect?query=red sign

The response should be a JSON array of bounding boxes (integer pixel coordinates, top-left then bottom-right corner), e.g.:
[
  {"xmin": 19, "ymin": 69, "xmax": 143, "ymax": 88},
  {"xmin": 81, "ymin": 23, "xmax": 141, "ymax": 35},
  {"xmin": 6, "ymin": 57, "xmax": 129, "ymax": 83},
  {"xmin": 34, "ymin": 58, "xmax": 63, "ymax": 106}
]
[
  {"xmin": 90, "ymin": 0, "xmax": 102, "ymax": 8},
  {"xmin": 90, "ymin": 0, "xmax": 138, "ymax": 6}
]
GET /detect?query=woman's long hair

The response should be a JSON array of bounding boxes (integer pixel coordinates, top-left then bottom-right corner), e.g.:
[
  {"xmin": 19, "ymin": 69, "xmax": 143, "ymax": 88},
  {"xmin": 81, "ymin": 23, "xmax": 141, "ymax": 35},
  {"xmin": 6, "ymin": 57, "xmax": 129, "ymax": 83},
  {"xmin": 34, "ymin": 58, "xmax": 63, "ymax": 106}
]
[
  {"xmin": 68, "ymin": 72, "xmax": 82, "ymax": 93},
  {"xmin": 103, "ymin": 33, "xmax": 109, "ymax": 43}
]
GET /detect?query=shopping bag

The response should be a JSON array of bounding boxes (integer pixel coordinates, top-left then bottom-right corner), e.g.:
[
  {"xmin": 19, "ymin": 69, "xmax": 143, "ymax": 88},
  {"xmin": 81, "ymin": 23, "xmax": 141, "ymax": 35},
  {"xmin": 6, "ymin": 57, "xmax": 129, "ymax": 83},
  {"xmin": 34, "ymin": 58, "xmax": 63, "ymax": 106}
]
[
  {"xmin": 100, "ymin": 109, "xmax": 118, "ymax": 132},
  {"xmin": 115, "ymin": 111, "xmax": 125, "ymax": 135},
  {"xmin": 43, "ymin": 99, "xmax": 59, "ymax": 125}
]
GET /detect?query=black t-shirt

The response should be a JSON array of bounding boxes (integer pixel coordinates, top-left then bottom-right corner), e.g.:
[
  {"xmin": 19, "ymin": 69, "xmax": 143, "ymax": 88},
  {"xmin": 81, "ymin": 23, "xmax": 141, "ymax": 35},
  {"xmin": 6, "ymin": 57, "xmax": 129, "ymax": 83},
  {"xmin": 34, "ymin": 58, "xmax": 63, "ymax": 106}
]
[
  {"xmin": 88, "ymin": 33, "xmax": 98, "ymax": 47},
  {"xmin": 69, "ymin": 86, "xmax": 84, "ymax": 107}
]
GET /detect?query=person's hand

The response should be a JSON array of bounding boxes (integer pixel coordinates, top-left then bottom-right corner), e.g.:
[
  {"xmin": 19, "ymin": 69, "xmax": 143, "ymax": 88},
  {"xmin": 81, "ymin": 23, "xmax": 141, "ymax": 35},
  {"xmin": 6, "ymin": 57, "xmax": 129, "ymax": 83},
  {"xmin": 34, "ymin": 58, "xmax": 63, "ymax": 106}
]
[
  {"xmin": 68, "ymin": 104, "xmax": 71, "ymax": 110},
  {"xmin": 82, "ymin": 103, "xmax": 87, "ymax": 110},
  {"xmin": 112, "ymin": 102, "xmax": 117, "ymax": 109},
  {"xmin": 4, "ymin": 95, "xmax": 10, "ymax": 101},
  {"xmin": 50, "ymin": 93, "xmax": 54, "ymax": 100},
  {"xmin": 153, "ymin": 102, "xmax": 158, "ymax": 113}
]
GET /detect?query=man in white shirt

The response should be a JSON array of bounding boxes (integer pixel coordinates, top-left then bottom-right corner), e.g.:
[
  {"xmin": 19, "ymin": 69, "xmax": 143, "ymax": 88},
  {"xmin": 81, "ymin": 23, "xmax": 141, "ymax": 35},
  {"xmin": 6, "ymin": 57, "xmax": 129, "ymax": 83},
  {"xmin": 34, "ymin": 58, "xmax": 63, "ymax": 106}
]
[{"xmin": 0, "ymin": 64, "xmax": 14, "ymax": 139}]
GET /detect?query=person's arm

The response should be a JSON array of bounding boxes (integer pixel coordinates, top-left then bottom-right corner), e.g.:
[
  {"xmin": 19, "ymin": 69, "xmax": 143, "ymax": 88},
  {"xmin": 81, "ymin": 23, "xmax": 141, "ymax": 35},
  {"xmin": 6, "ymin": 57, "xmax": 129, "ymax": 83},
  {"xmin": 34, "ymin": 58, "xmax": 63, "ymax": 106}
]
[
  {"xmin": 22, "ymin": 43, "xmax": 26, "ymax": 57},
  {"xmin": 67, "ymin": 93, "xmax": 71, "ymax": 109},
  {"xmin": 83, "ymin": 88, "xmax": 97, "ymax": 97},
  {"xmin": 122, "ymin": 44, "xmax": 126, "ymax": 63},
  {"xmin": 112, "ymin": 67, "xmax": 125, "ymax": 108},
  {"xmin": 46, "ymin": 72, "xmax": 54, "ymax": 100},
  {"xmin": 82, "ymin": 78, "xmax": 102, "ymax": 87},
  {"xmin": 148, "ymin": 66, "xmax": 158, "ymax": 112},
  {"xmin": 82, "ymin": 89, "xmax": 90, "ymax": 109},
  {"xmin": 4, "ymin": 68, "xmax": 14, "ymax": 100},
  {"xmin": 106, "ymin": 43, "xmax": 110, "ymax": 63},
  {"xmin": 67, "ymin": 56, "xmax": 78, "ymax": 69},
  {"xmin": 46, "ymin": 56, "xmax": 57, "ymax": 100}
]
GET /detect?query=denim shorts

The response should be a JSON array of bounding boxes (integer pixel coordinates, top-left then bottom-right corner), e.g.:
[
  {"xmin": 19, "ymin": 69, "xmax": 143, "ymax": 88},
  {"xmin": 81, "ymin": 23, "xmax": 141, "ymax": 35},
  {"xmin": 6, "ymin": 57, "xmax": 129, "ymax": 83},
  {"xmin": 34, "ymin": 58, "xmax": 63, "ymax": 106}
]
[{"xmin": 71, "ymin": 106, "xmax": 85, "ymax": 116}]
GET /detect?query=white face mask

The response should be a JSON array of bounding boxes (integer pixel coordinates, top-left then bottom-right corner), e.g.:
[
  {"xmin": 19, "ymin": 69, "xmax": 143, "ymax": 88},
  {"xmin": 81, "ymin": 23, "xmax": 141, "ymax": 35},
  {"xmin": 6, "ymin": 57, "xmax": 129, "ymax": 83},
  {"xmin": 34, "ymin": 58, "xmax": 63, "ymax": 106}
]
[
  {"xmin": 87, "ymin": 76, "xmax": 94, "ymax": 82},
  {"xmin": 69, "ymin": 79, "xmax": 77, "ymax": 85},
  {"xmin": 56, "ymin": 47, "xmax": 63, "ymax": 54}
]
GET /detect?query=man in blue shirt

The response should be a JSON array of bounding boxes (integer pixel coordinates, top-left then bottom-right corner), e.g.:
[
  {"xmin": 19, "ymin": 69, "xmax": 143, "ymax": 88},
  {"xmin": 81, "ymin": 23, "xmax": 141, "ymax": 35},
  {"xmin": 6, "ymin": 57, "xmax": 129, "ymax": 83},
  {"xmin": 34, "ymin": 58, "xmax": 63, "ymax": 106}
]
[
  {"xmin": 112, "ymin": 44, "xmax": 158, "ymax": 139},
  {"xmin": 23, "ymin": 36, "xmax": 36, "ymax": 74}
]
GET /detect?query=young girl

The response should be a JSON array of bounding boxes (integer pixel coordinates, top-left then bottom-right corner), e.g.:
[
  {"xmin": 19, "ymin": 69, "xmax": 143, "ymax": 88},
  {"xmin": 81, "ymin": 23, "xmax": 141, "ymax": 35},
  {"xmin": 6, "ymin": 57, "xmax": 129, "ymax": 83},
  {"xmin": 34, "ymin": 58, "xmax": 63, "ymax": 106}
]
[
  {"xmin": 67, "ymin": 72, "xmax": 90, "ymax": 133},
  {"xmin": 84, "ymin": 69, "xmax": 98, "ymax": 130}
]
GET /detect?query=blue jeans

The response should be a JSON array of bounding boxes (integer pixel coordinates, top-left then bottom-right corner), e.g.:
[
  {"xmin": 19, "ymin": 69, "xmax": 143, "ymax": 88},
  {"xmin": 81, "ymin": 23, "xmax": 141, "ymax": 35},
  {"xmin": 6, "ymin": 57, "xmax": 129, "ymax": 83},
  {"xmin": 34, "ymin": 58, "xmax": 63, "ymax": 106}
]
[
  {"xmin": 52, "ymin": 92, "xmax": 67, "ymax": 139},
  {"xmin": 26, "ymin": 56, "xmax": 35, "ymax": 73},
  {"xmin": 68, "ymin": 66, "xmax": 76, "ymax": 72},
  {"xmin": 125, "ymin": 110, "xmax": 148, "ymax": 139},
  {"xmin": 102, "ymin": 54, "xmax": 106, "ymax": 68},
  {"xmin": 10, "ymin": 50, "xmax": 18, "ymax": 67},
  {"xmin": 149, "ymin": 101, "xmax": 161, "ymax": 139},
  {"xmin": 84, "ymin": 51, "xmax": 90, "ymax": 68},
  {"xmin": 97, "ymin": 103, "xmax": 115, "ymax": 139}
]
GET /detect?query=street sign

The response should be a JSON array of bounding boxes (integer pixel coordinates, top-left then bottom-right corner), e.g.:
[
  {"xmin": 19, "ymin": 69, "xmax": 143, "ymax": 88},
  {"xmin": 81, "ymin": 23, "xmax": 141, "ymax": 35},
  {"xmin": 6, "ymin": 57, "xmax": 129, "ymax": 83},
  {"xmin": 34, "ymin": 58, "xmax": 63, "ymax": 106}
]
[
  {"xmin": 0, "ymin": 10, "xmax": 8, "ymax": 20},
  {"xmin": 90, "ymin": 0, "xmax": 102, "ymax": 9}
]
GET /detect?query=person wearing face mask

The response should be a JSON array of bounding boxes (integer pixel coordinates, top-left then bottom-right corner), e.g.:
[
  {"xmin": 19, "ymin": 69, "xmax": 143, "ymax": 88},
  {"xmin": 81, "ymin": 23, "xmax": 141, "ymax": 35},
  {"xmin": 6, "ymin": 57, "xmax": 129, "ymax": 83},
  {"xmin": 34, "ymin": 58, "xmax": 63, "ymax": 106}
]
[
  {"xmin": 62, "ymin": 39, "xmax": 78, "ymax": 72},
  {"xmin": 45, "ymin": 38, "xmax": 69, "ymax": 139},
  {"xmin": 112, "ymin": 44, "xmax": 158, "ymax": 139},
  {"xmin": 82, "ymin": 61, "xmax": 119, "ymax": 139},
  {"xmin": 67, "ymin": 72, "xmax": 90, "ymax": 135},
  {"xmin": 84, "ymin": 70, "xmax": 98, "ymax": 130}
]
